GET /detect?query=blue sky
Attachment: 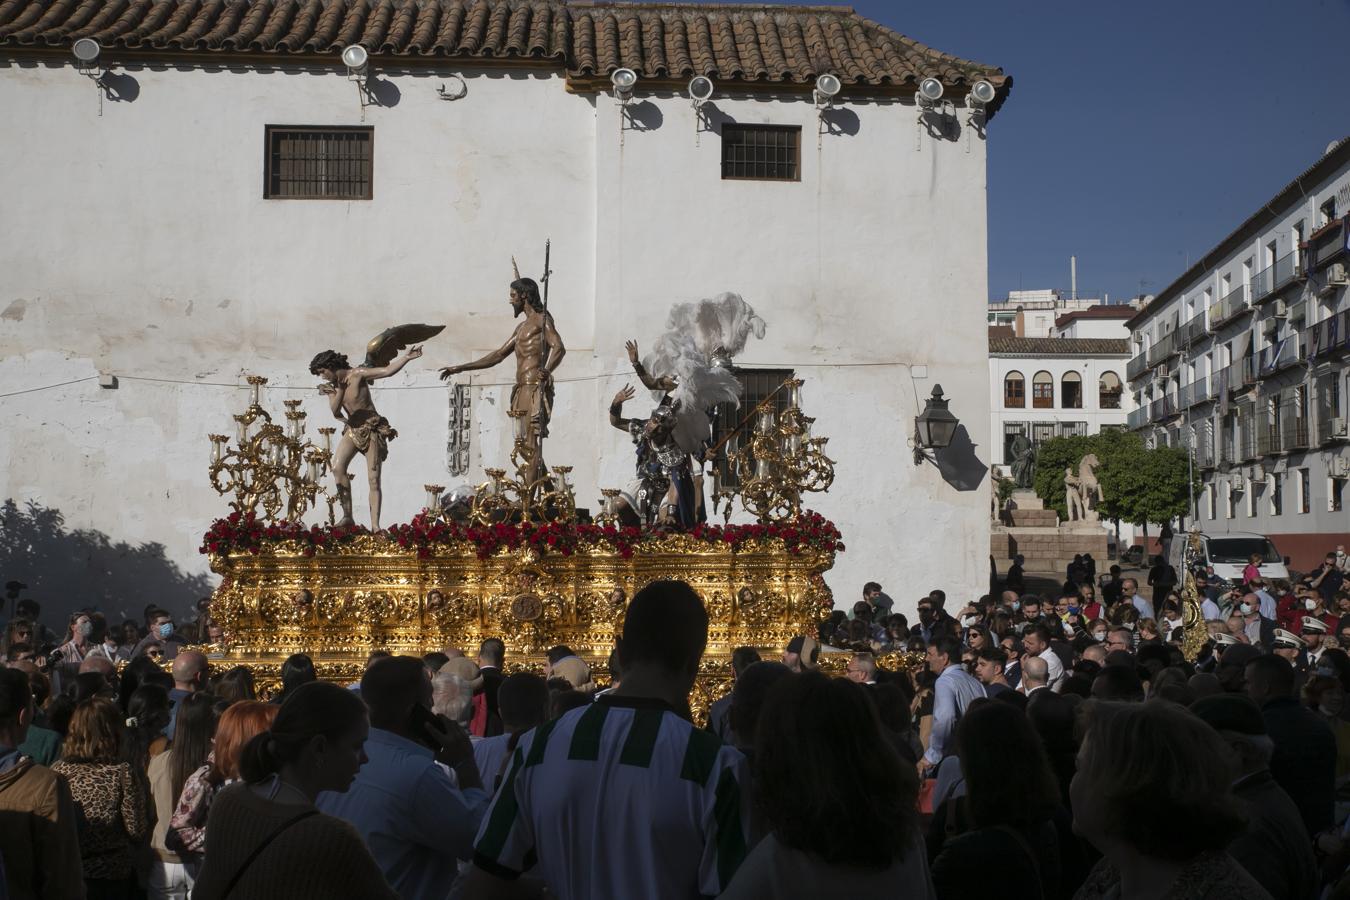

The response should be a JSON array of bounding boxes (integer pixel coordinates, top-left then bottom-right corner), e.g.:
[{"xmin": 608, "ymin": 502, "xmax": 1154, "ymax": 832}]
[{"xmin": 846, "ymin": 0, "xmax": 1350, "ymax": 303}]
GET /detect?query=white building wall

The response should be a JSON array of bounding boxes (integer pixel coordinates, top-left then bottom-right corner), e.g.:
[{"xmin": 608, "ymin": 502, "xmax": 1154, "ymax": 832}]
[
  {"xmin": 1055, "ymin": 317, "xmax": 1131, "ymax": 339},
  {"xmin": 989, "ymin": 354, "xmax": 1129, "ymax": 467},
  {"xmin": 0, "ymin": 57, "xmax": 994, "ymax": 617}
]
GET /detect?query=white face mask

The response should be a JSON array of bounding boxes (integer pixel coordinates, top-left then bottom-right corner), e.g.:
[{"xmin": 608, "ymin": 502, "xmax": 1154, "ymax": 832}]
[
  {"xmin": 960, "ymin": 615, "xmax": 977, "ymax": 628},
  {"xmin": 1093, "ymin": 631, "xmax": 1107, "ymax": 641},
  {"xmin": 1306, "ymin": 599, "xmax": 1318, "ymax": 611},
  {"xmin": 1239, "ymin": 603, "xmax": 1254, "ymax": 615}
]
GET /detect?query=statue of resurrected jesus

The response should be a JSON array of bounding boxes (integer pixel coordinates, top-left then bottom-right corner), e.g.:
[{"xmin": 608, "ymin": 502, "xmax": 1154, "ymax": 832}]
[{"xmin": 439, "ymin": 278, "xmax": 565, "ymax": 483}]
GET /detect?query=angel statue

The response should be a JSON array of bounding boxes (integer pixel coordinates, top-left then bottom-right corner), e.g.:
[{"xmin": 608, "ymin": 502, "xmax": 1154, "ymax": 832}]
[
  {"xmin": 309, "ymin": 323, "xmax": 444, "ymax": 530},
  {"xmin": 622, "ymin": 293, "xmax": 768, "ymax": 520}
]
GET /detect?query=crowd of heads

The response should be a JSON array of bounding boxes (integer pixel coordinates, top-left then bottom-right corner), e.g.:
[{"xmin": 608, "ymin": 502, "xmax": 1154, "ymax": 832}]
[{"xmin": 1, "ymin": 550, "xmax": 1348, "ymax": 899}]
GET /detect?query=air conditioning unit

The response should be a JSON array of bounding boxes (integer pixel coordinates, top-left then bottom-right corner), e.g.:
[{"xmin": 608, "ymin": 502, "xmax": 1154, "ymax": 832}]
[
  {"xmin": 1230, "ymin": 474, "xmax": 1245, "ymax": 492},
  {"xmin": 1270, "ymin": 298, "xmax": 1288, "ymax": 317},
  {"xmin": 1319, "ymin": 262, "xmax": 1349, "ymax": 296},
  {"xmin": 1332, "ymin": 417, "xmax": 1349, "ymax": 438},
  {"xmin": 1330, "ymin": 456, "xmax": 1350, "ymax": 479}
]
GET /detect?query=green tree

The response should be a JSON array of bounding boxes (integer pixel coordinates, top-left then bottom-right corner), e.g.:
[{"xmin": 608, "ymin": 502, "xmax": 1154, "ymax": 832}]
[{"xmin": 1033, "ymin": 431, "xmax": 1198, "ymax": 540}]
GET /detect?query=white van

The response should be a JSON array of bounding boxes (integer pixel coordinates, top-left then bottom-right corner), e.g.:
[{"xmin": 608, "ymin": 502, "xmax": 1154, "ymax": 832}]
[{"xmin": 1187, "ymin": 531, "xmax": 1290, "ymax": 584}]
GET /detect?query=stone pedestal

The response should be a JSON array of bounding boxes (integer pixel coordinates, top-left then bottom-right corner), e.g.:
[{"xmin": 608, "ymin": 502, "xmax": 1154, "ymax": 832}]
[{"xmin": 993, "ymin": 490, "xmax": 1108, "ymax": 574}]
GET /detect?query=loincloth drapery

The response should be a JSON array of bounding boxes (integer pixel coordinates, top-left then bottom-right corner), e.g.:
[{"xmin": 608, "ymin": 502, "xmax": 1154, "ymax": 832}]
[
  {"xmin": 510, "ymin": 379, "xmax": 554, "ymax": 439},
  {"xmin": 346, "ymin": 416, "xmax": 397, "ymax": 461}
]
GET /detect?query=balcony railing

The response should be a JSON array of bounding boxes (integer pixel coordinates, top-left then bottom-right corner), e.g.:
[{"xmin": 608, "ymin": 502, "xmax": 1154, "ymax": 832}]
[
  {"xmin": 1257, "ymin": 337, "xmax": 1300, "ymax": 376},
  {"xmin": 1126, "ymin": 350, "xmax": 1148, "ymax": 381},
  {"xmin": 1150, "ymin": 396, "xmax": 1177, "ymax": 420},
  {"xmin": 1307, "ymin": 309, "xmax": 1350, "ymax": 360},
  {"xmin": 1127, "ymin": 406, "xmax": 1150, "ymax": 430},
  {"xmin": 1257, "ymin": 425, "xmax": 1281, "ymax": 456},
  {"xmin": 1238, "ymin": 429, "xmax": 1259, "ymax": 461},
  {"xmin": 1181, "ymin": 378, "xmax": 1214, "ymax": 408},
  {"xmin": 1146, "ymin": 331, "xmax": 1178, "ymax": 368},
  {"xmin": 1209, "ymin": 285, "xmax": 1248, "ymax": 328},
  {"xmin": 1280, "ymin": 416, "xmax": 1310, "ymax": 451},
  {"xmin": 1183, "ymin": 311, "xmax": 1208, "ymax": 345},
  {"xmin": 1240, "ymin": 356, "xmax": 1259, "ymax": 386},
  {"xmin": 1219, "ymin": 437, "xmax": 1236, "ymax": 467},
  {"xmin": 1251, "ymin": 252, "xmax": 1300, "ymax": 304},
  {"xmin": 1194, "ymin": 437, "xmax": 1215, "ymax": 469}
]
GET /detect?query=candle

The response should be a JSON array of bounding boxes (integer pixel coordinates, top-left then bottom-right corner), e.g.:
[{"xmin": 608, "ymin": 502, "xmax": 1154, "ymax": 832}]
[
  {"xmin": 756, "ymin": 408, "xmax": 775, "ymax": 435},
  {"xmin": 788, "ymin": 380, "xmax": 803, "ymax": 408},
  {"xmin": 234, "ymin": 415, "xmax": 250, "ymax": 444}
]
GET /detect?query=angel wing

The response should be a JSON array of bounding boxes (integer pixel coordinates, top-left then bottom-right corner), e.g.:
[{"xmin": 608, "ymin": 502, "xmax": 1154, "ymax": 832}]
[{"xmin": 362, "ymin": 324, "xmax": 446, "ymax": 368}]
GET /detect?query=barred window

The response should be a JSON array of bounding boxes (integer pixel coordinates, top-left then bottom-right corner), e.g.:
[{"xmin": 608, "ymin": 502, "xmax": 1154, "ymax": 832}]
[
  {"xmin": 265, "ymin": 126, "xmax": 373, "ymax": 200},
  {"xmin": 711, "ymin": 368, "xmax": 795, "ymax": 490},
  {"xmin": 721, "ymin": 125, "xmax": 801, "ymax": 181}
]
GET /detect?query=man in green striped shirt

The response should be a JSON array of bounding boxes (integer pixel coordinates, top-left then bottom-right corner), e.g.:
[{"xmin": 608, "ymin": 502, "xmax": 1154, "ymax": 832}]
[{"xmin": 456, "ymin": 580, "xmax": 751, "ymax": 899}]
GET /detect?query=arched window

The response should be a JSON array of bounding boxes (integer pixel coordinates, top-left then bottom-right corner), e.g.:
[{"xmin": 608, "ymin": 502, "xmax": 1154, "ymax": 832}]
[
  {"xmin": 1099, "ymin": 371, "xmax": 1122, "ymax": 409},
  {"xmin": 1032, "ymin": 371, "xmax": 1054, "ymax": 408},
  {"xmin": 1004, "ymin": 371, "xmax": 1025, "ymax": 408},
  {"xmin": 1061, "ymin": 372, "xmax": 1083, "ymax": 409}
]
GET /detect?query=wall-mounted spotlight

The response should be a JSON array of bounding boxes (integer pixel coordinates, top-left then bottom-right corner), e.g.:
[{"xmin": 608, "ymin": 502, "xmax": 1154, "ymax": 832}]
[
  {"xmin": 814, "ymin": 73, "xmax": 842, "ymax": 108},
  {"xmin": 688, "ymin": 75, "xmax": 714, "ymax": 107},
  {"xmin": 72, "ymin": 38, "xmax": 101, "ymax": 69},
  {"xmin": 969, "ymin": 79, "xmax": 996, "ymax": 107},
  {"xmin": 342, "ymin": 44, "xmax": 369, "ymax": 76},
  {"xmin": 611, "ymin": 67, "xmax": 638, "ymax": 104},
  {"xmin": 917, "ymin": 77, "xmax": 945, "ymax": 107}
]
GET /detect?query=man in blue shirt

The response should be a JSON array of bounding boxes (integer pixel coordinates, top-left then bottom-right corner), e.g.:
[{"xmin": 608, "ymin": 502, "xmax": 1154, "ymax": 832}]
[
  {"xmin": 319, "ymin": 656, "xmax": 489, "ymax": 899},
  {"xmin": 919, "ymin": 635, "xmax": 986, "ymax": 778}
]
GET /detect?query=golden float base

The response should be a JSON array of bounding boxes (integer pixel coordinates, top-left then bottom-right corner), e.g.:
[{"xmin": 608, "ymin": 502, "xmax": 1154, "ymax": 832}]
[{"xmin": 208, "ymin": 534, "xmax": 838, "ymax": 722}]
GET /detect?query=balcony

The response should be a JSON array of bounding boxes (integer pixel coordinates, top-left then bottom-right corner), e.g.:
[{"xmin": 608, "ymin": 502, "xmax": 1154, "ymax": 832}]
[
  {"xmin": 1240, "ymin": 356, "xmax": 1259, "ymax": 386},
  {"xmin": 1280, "ymin": 416, "xmax": 1310, "ymax": 451},
  {"xmin": 1183, "ymin": 311, "xmax": 1208, "ymax": 345},
  {"xmin": 1146, "ymin": 331, "xmax": 1178, "ymax": 368},
  {"xmin": 1257, "ymin": 337, "xmax": 1300, "ymax": 376},
  {"xmin": 1127, "ymin": 406, "xmax": 1150, "ymax": 430},
  {"xmin": 1195, "ymin": 437, "xmax": 1215, "ymax": 469},
  {"xmin": 1250, "ymin": 252, "xmax": 1302, "ymax": 305},
  {"xmin": 1238, "ymin": 429, "xmax": 1259, "ymax": 461},
  {"xmin": 1219, "ymin": 437, "xmax": 1236, "ymax": 467},
  {"xmin": 1209, "ymin": 285, "xmax": 1248, "ymax": 328},
  {"xmin": 1306, "ymin": 309, "xmax": 1350, "ymax": 360},
  {"xmin": 1150, "ymin": 395, "xmax": 1177, "ymax": 421},
  {"xmin": 1257, "ymin": 425, "xmax": 1281, "ymax": 457},
  {"xmin": 1126, "ymin": 350, "xmax": 1148, "ymax": 381},
  {"xmin": 1179, "ymin": 379, "xmax": 1212, "ymax": 408},
  {"xmin": 1308, "ymin": 217, "xmax": 1347, "ymax": 270}
]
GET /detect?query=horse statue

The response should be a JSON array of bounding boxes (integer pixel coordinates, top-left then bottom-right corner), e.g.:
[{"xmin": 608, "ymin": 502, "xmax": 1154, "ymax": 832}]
[{"xmin": 1076, "ymin": 453, "xmax": 1103, "ymax": 520}]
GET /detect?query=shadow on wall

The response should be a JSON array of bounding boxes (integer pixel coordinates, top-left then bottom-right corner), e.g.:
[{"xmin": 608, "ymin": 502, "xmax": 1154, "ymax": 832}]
[
  {"xmin": 0, "ymin": 499, "xmax": 211, "ymax": 628},
  {"xmin": 934, "ymin": 425, "xmax": 987, "ymax": 492}
]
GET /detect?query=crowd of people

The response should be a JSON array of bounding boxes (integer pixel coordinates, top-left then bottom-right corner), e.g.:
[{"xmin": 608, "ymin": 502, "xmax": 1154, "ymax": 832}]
[{"xmin": 0, "ymin": 550, "xmax": 1346, "ymax": 899}]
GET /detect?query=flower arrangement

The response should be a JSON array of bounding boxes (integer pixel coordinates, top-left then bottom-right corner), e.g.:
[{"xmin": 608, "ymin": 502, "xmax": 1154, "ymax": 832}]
[{"xmin": 201, "ymin": 509, "xmax": 844, "ymax": 561}]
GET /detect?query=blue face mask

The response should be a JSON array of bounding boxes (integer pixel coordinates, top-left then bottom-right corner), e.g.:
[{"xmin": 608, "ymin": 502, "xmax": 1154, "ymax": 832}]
[
  {"xmin": 157, "ymin": 622, "xmax": 174, "ymax": 639},
  {"xmin": 1067, "ymin": 606, "xmax": 1080, "ymax": 616},
  {"xmin": 1011, "ymin": 601, "xmax": 1021, "ymax": 612}
]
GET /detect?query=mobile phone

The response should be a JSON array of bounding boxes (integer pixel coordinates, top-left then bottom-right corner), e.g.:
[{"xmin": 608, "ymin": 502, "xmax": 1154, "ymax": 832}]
[{"xmin": 407, "ymin": 703, "xmax": 442, "ymax": 751}]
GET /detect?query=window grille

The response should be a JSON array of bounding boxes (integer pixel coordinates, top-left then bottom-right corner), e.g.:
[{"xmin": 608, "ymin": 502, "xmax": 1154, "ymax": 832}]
[
  {"xmin": 265, "ymin": 126, "xmax": 373, "ymax": 200},
  {"xmin": 721, "ymin": 125, "xmax": 801, "ymax": 181}
]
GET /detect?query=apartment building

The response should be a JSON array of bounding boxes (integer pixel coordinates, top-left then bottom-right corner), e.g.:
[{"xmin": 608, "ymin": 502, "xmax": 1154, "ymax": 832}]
[{"xmin": 1125, "ymin": 138, "xmax": 1350, "ymax": 569}]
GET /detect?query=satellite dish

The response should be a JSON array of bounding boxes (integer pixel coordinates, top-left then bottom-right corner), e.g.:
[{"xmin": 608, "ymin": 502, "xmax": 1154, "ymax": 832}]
[
  {"xmin": 341, "ymin": 45, "xmax": 369, "ymax": 74},
  {"xmin": 688, "ymin": 75, "xmax": 714, "ymax": 104},
  {"xmin": 815, "ymin": 73, "xmax": 842, "ymax": 99},
  {"xmin": 72, "ymin": 38, "xmax": 100, "ymax": 65},
  {"xmin": 969, "ymin": 79, "xmax": 996, "ymax": 106},
  {"xmin": 918, "ymin": 77, "xmax": 944, "ymax": 103},
  {"xmin": 611, "ymin": 67, "xmax": 638, "ymax": 99}
]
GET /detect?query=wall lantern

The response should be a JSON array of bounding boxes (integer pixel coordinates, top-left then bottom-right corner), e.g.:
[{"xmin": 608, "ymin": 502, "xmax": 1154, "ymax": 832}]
[
  {"xmin": 913, "ymin": 384, "xmax": 959, "ymax": 464},
  {"xmin": 611, "ymin": 68, "xmax": 638, "ymax": 104}
]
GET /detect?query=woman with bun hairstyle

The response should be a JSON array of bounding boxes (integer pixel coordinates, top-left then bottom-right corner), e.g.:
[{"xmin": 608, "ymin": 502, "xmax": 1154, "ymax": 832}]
[{"xmin": 191, "ymin": 681, "xmax": 397, "ymax": 900}]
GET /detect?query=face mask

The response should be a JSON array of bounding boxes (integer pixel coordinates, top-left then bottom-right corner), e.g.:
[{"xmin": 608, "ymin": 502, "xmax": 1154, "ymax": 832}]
[
  {"xmin": 1239, "ymin": 603, "xmax": 1253, "ymax": 615},
  {"xmin": 960, "ymin": 615, "xmax": 977, "ymax": 628},
  {"xmin": 1093, "ymin": 631, "xmax": 1107, "ymax": 642},
  {"xmin": 1068, "ymin": 606, "xmax": 1080, "ymax": 616},
  {"xmin": 157, "ymin": 622, "xmax": 174, "ymax": 639},
  {"xmin": 1011, "ymin": 601, "xmax": 1021, "ymax": 612},
  {"xmin": 77, "ymin": 621, "xmax": 93, "ymax": 639},
  {"xmin": 1306, "ymin": 599, "xmax": 1318, "ymax": 611}
]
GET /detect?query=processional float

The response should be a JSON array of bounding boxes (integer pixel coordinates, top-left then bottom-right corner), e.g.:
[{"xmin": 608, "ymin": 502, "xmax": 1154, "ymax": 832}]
[{"xmin": 199, "ymin": 257, "xmax": 847, "ymax": 718}]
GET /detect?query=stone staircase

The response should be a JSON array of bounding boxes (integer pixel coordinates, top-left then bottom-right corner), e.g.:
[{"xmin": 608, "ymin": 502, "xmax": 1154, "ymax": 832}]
[{"xmin": 993, "ymin": 490, "xmax": 1108, "ymax": 575}]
